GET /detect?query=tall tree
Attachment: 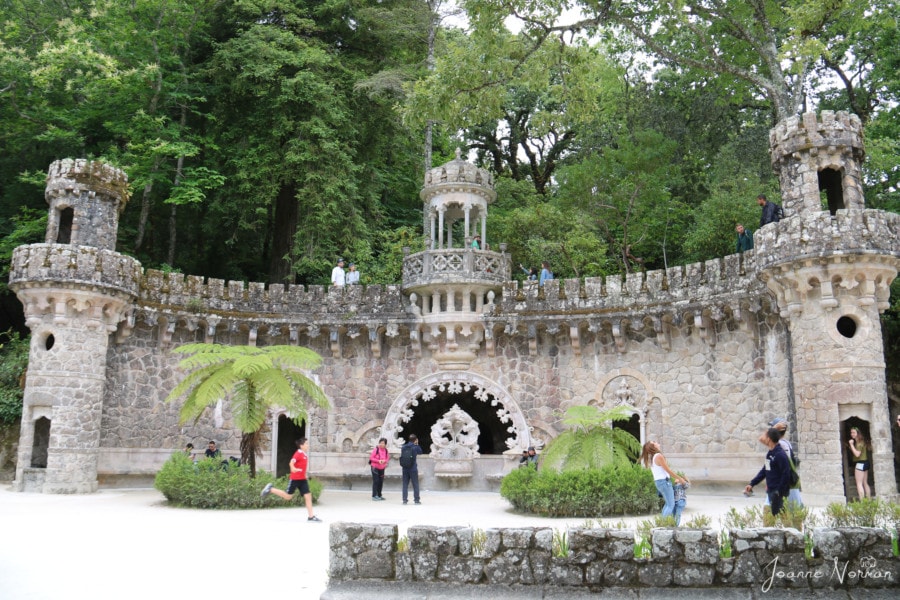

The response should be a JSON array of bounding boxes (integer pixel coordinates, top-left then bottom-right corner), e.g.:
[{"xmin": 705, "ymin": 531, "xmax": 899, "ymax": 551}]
[
  {"xmin": 405, "ymin": 29, "xmax": 622, "ymax": 195},
  {"xmin": 166, "ymin": 344, "xmax": 330, "ymax": 477},
  {"xmin": 461, "ymin": 0, "xmax": 867, "ymax": 123}
]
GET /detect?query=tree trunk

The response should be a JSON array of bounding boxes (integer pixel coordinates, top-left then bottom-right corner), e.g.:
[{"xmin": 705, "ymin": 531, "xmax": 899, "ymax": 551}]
[
  {"xmin": 267, "ymin": 185, "xmax": 299, "ymax": 284},
  {"xmin": 240, "ymin": 432, "xmax": 257, "ymax": 478}
]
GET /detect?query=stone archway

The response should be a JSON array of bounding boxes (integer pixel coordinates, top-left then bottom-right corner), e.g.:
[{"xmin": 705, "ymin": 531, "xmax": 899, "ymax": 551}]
[
  {"xmin": 382, "ymin": 372, "xmax": 530, "ymax": 454},
  {"xmin": 591, "ymin": 368, "xmax": 660, "ymax": 445}
]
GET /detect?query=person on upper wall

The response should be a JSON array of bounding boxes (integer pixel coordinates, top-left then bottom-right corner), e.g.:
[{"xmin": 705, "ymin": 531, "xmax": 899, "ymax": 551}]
[
  {"xmin": 539, "ymin": 261, "xmax": 553, "ymax": 287},
  {"xmin": 735, "ymin": 223, "xmax": 754, "ymax": 253},
  {"xmin": 757, "ymin": 194, "xmax": 784, "ymax": 228}
]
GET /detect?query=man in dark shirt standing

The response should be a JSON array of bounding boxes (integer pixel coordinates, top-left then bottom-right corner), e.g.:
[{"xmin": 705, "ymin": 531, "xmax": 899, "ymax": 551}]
[
  {"xmin": 400, "ymin": 434, "xmax": 424, "ymax": 505},
  {"xmin": 757, "ymin": 194, "xmax": 781, "ymax": 227},
  {"xmin": 744, "ymin": 428, "xmax": 792, "ymax": 516}
]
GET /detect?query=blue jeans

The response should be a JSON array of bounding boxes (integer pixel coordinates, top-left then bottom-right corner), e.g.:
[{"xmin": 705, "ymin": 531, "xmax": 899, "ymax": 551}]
[
  {"xmin": 673, "ymin": 499, "xmax": 686, "ymax": 525},
  {"xmin": 655, "ymin": 478, "xmax": 675, "ymax": 517},
  {"xmin": 402, "ymin": 466, "xmax": 419, "ymax": 503}
]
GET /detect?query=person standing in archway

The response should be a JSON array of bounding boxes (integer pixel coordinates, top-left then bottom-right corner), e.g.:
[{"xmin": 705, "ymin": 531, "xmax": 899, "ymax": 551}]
[
  {"xmin": 399, "ymin": 434, "xmax": 423, "ymax": 505},
  {"xmin": 848, "ymin": 427, "xmax": 872, "ymax": 499}
]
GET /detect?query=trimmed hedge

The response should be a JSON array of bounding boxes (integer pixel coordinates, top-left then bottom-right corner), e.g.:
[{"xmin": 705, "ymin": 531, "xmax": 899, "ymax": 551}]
[
  {"xmin": 154, "ymin": 451, "xmax": 322, "ymax": 509},
  {"xmin": 500, "ymin": 463, "xmax": 659, "ymax": 517}
]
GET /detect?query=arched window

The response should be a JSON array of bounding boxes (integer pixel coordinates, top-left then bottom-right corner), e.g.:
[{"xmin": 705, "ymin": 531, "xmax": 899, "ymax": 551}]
[
  {"xmin": 56, "ymin": 207, "xmax": 74, "ymax": 244},
  {"xmin": 818, "ymin": 168, "xmax": 845, "ymax": 215}
]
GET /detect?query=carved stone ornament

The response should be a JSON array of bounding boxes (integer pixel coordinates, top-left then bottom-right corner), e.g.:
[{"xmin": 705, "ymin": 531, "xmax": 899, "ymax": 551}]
[{"xmin": 430, "ymin": 404, "xmax": 481, "ymax": 459}]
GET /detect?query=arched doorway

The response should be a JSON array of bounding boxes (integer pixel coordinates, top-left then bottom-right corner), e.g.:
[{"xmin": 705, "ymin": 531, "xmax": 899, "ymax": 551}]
[
  {"xmin": 31, "ymin": 417, "xmax": 50, "ymax": 468},
  {"xmin": 840, "ymin": 416, "xmax": 874, "ymax": 500},
  {"xmin": 402, "ymin": 390, "xmax": 506, "ymax": 454},
  {"xmin": 275, "ymin": 415, "xmax": 305, "ymax": 478},
  {"xmin": 382, "ymin": 372, "xmax": 530, "ymax": 454}
]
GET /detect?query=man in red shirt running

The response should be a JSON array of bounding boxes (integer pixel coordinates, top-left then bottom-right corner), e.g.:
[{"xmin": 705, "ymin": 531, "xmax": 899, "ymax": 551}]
[{"xmin": 260, "ymin": 437, "xmax": 321, "ymax": 522}]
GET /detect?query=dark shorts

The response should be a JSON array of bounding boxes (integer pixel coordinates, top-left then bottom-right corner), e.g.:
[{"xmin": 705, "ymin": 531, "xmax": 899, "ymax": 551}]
[
  {"xmin": 287, "ymin": 479, "xmax": 310, "ymax": 495},
  {"xmin": 855, "ymin": 461, "xmax": 870, "ymax": 472}
]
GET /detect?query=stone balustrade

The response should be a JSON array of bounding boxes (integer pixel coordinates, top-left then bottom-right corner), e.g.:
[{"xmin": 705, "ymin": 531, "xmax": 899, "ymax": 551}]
[
  {"xmin": 402, "ymin": 248, "xmax": 511, "ymax": 289},
  {"xmin": 328, "ymin": 523, "xmax": 898, "ymax": 591}
]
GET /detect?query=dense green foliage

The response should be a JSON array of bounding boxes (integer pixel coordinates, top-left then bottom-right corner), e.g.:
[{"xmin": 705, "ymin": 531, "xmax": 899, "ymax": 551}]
[
  {"xmin": 1, "ymin": 0, "xmax": 895, "ymax": 289},
  {"xmin": 0, "ymin": 331, "xmax": 28, "ymax": 424},
  {"xmin": 1, "ymin": 1, "xmax": 898, "ymax": 367},
  {"xmin": 154, "ymin": 451, "xmax": 322, "ymax": 509},
  {"xmin": 538, "ymin": 404, "xmax": 642, "ymax": 472},
  {"xmin": 501, "ymin": 404, "xmax": 652, "ymax": 517},
  {"xmin": 500, "ymin": 462, "xmax": 658, "ymax": 517},
  {"xmin": 166, "ymin": 343, "xmax": 329, "ymax": 476}
]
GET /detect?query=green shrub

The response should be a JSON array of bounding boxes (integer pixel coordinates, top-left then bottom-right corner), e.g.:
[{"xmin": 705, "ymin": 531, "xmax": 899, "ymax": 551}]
[
  {"xmin": 824, "ymin": 498, "xmax": 900, "ymax": 530},
  {"xmin": 154, "ymin": 452, "xmax": 322, "ymax": 509},
  {"xmin": 500, "ymin": 462, "xmax": 658, "ymax": 517}
]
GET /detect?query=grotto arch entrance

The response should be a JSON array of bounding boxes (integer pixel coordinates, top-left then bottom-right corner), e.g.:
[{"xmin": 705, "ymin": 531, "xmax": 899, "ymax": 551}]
[{"xmin": 382, "ymin": 372, "xmax": 530, "ymax": 455}]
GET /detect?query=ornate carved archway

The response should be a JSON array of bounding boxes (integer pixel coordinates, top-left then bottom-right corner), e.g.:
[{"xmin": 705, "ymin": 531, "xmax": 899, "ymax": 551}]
[{"xmin": 382, "ymin": 372, "xmax": 530, "ymax": 454}]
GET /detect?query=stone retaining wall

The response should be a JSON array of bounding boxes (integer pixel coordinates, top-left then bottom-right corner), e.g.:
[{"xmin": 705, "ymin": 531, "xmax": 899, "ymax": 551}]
[{"xmin": 328, "ymin": 523, "xmax": 899, "ymax": 591}]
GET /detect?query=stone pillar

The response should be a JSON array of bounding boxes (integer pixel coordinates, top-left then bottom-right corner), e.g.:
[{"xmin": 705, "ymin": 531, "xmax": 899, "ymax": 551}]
[
  {"xmin": 9, "ymin": 160, "xmax": 141, "ymax": 493},
  {"xmin": 758, "ymin": 112, "xmax": 900, "ymax": 503}
]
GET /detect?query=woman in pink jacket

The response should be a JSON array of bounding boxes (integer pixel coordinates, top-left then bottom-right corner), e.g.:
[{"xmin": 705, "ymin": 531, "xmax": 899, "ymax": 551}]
[{"xmin": 369, "ymin": 438, "xmax": 390, "ymax": 501}]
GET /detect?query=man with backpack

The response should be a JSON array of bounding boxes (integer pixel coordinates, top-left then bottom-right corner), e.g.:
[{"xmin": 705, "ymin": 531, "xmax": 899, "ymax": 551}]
[
  {"xmin": 757, "ymin": 194, "xmax": 784, "ymax": 227},
  {"xmin": 399, "ymin": 434, "xmax": 423, "ymax": 505},
  {"xmin": 744, "ymin": 427, "xmax": 793, "ymax": 517}
]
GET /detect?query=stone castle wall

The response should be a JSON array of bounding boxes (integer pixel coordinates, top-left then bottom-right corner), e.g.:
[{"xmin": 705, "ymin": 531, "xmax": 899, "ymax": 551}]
[{"xmin": 97, "ymin": 258, "xmax": 790, "ymax": 487}]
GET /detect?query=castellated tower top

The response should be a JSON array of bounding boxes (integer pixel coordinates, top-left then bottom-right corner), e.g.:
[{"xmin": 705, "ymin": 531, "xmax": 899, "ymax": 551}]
[
  {"xmin": 769, "ymin": 111, "xmax": 865, "ymax": 217},
  {"xmin": 44, "ymin": 159, "xmax": 130, "ymax": 251}
]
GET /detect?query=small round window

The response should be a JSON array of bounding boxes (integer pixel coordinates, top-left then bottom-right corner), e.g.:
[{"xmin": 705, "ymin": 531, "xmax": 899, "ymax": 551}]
[{"xmin": 836, "ymin": 316, "xmax": 857, "ymax": 339}]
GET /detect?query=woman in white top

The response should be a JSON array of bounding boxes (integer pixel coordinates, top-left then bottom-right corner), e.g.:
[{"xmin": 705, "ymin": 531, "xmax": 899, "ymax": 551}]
[{"xmin": 641, "ymin": 441, "xmax": 687, "ymax": 518}]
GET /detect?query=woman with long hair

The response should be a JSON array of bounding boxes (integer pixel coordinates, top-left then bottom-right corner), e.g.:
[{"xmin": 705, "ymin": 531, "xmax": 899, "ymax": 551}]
[
  {"xmin": 848, "ymin": 427, "xmax": 872, "ymax": 499},
  {"xmin": 641, "ymin": 441, "xmax": 687, "ymax": 518}
]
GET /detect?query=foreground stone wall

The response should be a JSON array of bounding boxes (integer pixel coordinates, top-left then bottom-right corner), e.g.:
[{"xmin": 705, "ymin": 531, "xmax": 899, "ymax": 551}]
[{"xmin": 328, "ymin": 523, "xmax": 899, "ymax": 591}]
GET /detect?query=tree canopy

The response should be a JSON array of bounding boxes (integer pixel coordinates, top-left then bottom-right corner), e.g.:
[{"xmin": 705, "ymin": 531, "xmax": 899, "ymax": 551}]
[{"xmin": 0, "ymin": 0, "xmax": 896, "ymax": 292}]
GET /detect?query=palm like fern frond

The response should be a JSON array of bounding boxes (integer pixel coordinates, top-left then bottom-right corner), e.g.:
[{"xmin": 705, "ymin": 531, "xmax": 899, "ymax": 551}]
[
  {"xmin": 164, "ymin": 343, "xmax": 330, "ymax": 477},
  {"xmin": 542, "ymin": 404, "xmax": 641, "ymax": 472}
]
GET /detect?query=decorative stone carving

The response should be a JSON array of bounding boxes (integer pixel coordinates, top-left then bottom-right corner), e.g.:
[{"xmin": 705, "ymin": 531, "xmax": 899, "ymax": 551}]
[{"xmin": 430, "ymin": 404, "xmax": 480, "ymax": 459}]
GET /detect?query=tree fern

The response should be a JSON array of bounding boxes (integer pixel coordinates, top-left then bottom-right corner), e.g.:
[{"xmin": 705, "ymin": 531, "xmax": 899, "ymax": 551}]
[
  {"xmin": 541, "ymin": 404, "xmax": 641, "ymax": 472},
  {"xmin": 166, "ymin": 343, "xmax": 330, "ymax": 476}
]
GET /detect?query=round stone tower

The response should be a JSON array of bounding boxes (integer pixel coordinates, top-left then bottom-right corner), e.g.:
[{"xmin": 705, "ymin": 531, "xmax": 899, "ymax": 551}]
[
  {"xmin": 8, "ymin": 159, "xmax": 141, "ymax": 493},
  {"xmin": 402, "ymin": 150, "xmax": 510, "ymax": 369},
  {"xmin": 757, "ymin": 112, "xmax": 900, "ymax": 503}
]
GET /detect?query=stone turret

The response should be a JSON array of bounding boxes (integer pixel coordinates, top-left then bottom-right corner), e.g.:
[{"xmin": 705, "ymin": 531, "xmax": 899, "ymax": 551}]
[
  {"xmin": 8, "ymin": 159, "xmax": 141, "ymax": 493},
  {"xmin": 758, "ymin": 111, "xmax": 900, "ymax": 502},
  {"xmin": 402, "ymin": 150, "xmax": 510, "ymax": 369}
]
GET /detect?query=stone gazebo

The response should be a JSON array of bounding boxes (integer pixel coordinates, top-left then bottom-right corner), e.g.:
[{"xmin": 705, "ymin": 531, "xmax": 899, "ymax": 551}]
[{"xmin": 402, "ymin": 149, "xmax": 511, "ymax": 370}]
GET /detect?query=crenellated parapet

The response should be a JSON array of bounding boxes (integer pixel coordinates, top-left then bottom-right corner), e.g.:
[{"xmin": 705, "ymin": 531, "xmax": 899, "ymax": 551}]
[
  {"xmin": 132, "ymin": 250, "xmax": 771, "ymax": 357},
  {"xmin": 770, "ymin": 111, "xmax": 866, "ymax": 215},
  {"xmin": 10, "ymin": 244, "xmax": 142, "ymax": 298},
  {"xmin": 755, "ymin": 210, "xmax": 900, "ymax": 317},
  {"xmin": 45, "ymin": 159, "xmax": 130, "ymax": 208}
]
